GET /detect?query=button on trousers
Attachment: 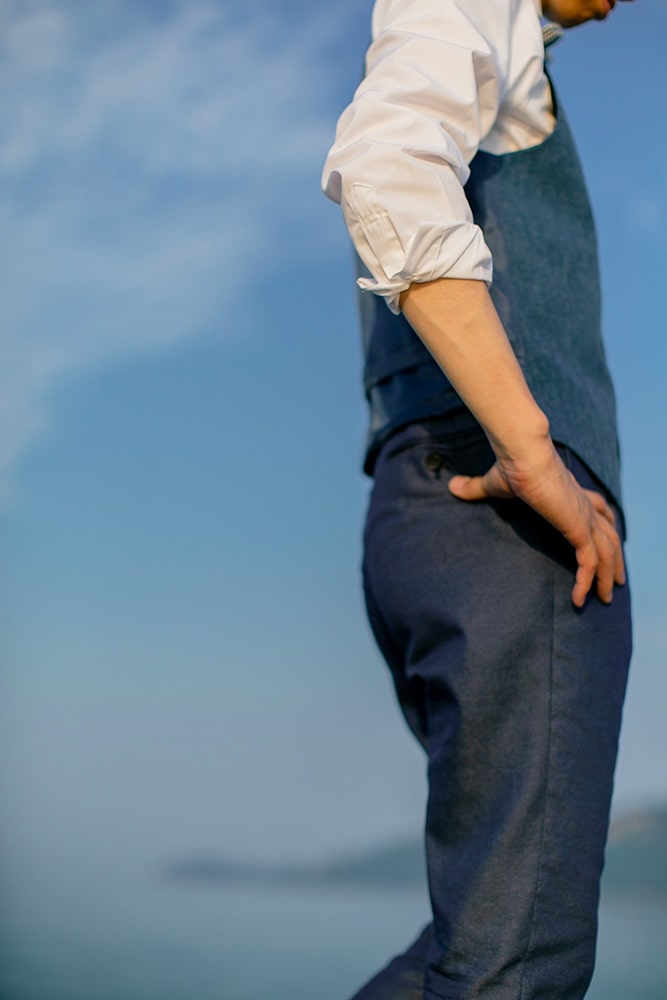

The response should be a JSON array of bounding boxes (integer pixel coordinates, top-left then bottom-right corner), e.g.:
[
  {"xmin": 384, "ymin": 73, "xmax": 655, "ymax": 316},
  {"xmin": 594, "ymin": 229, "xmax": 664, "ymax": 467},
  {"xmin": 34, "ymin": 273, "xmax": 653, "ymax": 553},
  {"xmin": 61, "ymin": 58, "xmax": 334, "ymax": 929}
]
[{"xmin": 354, "ymin": 417, "xmax": 632, "ymax": 1000}]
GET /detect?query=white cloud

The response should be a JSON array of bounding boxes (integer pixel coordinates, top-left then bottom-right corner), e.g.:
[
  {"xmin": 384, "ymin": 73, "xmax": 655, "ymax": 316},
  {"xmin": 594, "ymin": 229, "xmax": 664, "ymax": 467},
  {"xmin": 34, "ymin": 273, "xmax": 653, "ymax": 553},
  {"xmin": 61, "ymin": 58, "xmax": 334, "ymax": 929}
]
[{"xmin": 0, "ymin": 0, "xmax": 351, "ymax": 499}]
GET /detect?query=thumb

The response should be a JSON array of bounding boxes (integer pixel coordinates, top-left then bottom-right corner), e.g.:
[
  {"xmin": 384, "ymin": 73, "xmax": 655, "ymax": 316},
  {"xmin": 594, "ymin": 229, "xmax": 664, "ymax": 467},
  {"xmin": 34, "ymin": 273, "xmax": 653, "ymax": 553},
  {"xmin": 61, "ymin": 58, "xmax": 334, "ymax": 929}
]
[
  {"xmin": 448, "ymin": 474, "xmax": 490, "ymax": 501},
  {"xmin": 448, "ymin": 464, "xmax": 515, "ymax": 501}
]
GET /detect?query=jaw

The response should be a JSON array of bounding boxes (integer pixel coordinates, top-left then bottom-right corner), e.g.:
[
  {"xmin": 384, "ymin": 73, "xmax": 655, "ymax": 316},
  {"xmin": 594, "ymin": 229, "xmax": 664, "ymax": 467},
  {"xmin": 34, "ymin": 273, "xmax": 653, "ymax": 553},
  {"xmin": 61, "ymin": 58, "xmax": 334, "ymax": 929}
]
[{"xmin": 542, "ymin": 0, "xmax": 614, "ymax": 27}]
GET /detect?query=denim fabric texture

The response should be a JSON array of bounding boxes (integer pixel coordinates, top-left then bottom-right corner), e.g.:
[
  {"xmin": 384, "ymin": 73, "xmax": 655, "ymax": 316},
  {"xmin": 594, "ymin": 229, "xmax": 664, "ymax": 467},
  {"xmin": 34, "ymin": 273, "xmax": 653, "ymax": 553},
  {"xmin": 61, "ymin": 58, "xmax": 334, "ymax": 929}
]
[{"xmin": 354, "ymin": 417, "xmax": 632, "ymax": 1000}]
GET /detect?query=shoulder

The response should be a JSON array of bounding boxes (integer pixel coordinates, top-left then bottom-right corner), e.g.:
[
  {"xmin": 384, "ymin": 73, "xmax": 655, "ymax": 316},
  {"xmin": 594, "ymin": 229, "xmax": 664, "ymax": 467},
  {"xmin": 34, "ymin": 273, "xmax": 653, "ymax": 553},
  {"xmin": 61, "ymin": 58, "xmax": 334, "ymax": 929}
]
[{"xmin": 371, "ymin": 0, "xmax": 533, "ymax": 47}]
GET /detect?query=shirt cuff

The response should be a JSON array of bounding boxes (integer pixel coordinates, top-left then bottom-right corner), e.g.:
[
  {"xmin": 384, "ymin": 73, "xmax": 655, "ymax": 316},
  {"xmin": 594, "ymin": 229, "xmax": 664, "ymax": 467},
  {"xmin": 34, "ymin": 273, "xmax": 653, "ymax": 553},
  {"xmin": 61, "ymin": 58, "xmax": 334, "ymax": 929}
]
[{"xmin": 354, "ymin": 218, "xmax": 493, "ymax": 314}]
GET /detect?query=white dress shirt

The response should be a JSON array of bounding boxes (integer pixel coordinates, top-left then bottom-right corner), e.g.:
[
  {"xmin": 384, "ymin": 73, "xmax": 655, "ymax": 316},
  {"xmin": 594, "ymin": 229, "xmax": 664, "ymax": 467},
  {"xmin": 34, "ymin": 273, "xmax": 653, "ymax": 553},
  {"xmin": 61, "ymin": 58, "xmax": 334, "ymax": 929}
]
[{"xmin": 322, "ymin": 0, "xmax": 555, "ymax": 313}]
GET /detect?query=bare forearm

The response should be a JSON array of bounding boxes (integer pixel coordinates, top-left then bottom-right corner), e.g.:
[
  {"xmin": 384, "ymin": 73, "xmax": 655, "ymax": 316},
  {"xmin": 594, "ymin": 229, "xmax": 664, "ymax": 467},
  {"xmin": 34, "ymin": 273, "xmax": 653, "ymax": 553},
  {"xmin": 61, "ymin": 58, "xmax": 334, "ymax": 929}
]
[
  {"xmin": 399, "ymin": 276, "xmax": 625, "ymax": 607},
  {"xmin": 399, "ymin": 277, "xmax": 549, "ymax": 462}
]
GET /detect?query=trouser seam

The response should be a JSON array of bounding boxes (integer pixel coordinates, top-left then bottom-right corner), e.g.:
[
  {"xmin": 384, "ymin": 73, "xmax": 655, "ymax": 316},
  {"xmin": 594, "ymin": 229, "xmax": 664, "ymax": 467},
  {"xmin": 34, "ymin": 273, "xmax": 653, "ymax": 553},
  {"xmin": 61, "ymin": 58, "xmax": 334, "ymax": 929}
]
[{"xmin": 517, "ymin": 559, "xmax": 558, "ymax": 1000}]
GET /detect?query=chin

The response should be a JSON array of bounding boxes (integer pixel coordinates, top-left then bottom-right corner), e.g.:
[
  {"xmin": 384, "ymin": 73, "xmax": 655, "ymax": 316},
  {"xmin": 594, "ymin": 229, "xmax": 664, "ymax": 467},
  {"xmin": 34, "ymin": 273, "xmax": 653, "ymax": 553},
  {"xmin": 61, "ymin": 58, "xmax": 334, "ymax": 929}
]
[{"xmin": 544, "ymin": 1, "xmax": 613, "ymax": 27}]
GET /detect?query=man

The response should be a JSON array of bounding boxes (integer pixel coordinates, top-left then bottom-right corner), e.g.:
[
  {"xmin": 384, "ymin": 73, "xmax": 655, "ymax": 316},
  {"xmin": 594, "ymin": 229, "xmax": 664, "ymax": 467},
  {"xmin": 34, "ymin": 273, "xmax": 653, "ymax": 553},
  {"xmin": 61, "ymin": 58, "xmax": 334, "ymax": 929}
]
[{"xmin": 323, "ymin": 1, "xmax": 634, "ymax": 998}]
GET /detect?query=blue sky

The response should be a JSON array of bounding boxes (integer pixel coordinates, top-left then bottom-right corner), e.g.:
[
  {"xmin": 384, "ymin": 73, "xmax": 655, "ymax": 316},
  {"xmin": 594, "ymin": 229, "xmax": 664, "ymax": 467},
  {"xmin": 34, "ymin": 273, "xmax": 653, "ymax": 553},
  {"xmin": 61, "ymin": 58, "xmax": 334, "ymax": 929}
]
[{"xmin": 1, "ymin": 0, "xmax": 666, "ymax": 876}]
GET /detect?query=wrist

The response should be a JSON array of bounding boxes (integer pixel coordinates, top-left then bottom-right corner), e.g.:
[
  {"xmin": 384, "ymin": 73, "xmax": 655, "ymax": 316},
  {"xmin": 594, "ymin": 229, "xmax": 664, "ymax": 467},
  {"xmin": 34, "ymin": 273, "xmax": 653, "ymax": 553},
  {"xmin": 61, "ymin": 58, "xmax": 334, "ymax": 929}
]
[{"xmin": 486, "ymin": 409, "xmax": 552, "ymax": 465}]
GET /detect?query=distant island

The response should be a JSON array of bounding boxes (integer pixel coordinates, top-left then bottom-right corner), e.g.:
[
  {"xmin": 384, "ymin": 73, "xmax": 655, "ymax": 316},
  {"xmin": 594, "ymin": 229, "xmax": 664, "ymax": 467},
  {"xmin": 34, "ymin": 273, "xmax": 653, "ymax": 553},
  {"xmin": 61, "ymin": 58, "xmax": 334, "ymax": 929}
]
[
  {"xmin": 600, "ymin": 805, "xmax": 667, "ymax": 896},
  {"xmin": 162, "ymin": 804, "xmax": 667, "ymax": 898}
]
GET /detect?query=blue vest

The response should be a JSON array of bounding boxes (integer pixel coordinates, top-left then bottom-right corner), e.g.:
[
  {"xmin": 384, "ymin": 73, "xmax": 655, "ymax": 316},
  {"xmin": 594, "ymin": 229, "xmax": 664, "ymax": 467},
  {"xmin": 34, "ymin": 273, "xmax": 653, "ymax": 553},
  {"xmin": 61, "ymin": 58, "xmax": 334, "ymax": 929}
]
[{"xmin": 357, "ymin": 86, "xmax": 622, "ymax": 509}]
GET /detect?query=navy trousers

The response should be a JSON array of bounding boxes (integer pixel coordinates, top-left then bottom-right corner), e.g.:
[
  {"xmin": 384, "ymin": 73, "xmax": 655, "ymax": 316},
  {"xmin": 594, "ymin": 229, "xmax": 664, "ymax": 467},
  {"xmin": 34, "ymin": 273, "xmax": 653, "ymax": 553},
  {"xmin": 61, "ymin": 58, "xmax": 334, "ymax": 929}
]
[{"xmin": 354, "ymin": 415, "xmax": 632, "ymax": 1000}]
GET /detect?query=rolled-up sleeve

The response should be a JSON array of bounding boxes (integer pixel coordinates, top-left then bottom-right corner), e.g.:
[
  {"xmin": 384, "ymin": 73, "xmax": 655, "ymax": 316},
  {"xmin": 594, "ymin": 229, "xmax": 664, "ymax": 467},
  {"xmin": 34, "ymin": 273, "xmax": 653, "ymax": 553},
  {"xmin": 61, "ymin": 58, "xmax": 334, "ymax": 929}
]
[{"xmin": 322, "ymin": 0, "xmax": 511, "ymax": 313}]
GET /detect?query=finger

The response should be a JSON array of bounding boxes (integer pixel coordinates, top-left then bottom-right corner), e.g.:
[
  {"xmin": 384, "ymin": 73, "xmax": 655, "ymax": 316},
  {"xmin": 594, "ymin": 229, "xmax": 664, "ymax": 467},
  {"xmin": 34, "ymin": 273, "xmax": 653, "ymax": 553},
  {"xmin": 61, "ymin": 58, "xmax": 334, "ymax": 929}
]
[
  {"xmin": 592, "ymin": 508, "xmax": 626, "ymax": 587},
  {"xmin": 601, "ymin": 515, "xmax": 626, "ymax": 587},
  {"xmin": 448, "ymin": 468, "xmax": 513, "ymax": 501},
  {"xmin": 584, "ymin": 489, "xmax": 616, "ymax": 528},
  {"xmin": 571, "ymin": 536, "xmax": 600, "ymax": 608},
  {"xmin": 448, "ymin": 475, "xmax": 487, "ymax": 501},
  {"xmin": 594, "ymin": 529, "xmax": 616, "ymax": 604},
  {"xmin": 615, "ymin": 542, "xmax": 626, "ymax": 586}
]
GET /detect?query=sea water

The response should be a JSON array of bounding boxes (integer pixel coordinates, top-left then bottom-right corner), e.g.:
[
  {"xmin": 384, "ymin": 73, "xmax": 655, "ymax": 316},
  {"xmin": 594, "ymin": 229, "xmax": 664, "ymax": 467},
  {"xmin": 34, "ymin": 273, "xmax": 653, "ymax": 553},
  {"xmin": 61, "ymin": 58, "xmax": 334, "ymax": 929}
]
[{"xmin": 1, "ymin": 855, "xmax": 665, "ymax": 999}]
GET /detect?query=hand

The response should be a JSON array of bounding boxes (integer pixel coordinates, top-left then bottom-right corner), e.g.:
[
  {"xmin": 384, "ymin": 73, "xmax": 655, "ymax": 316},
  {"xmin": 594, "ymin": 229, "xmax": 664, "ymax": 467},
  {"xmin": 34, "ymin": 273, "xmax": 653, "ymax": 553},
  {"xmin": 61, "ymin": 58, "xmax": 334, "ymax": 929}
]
[{"xmin": 448, "ymin": 443, "xmax": 625, "ymax": 608}]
